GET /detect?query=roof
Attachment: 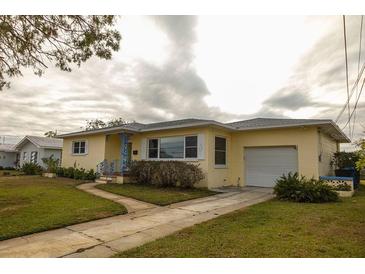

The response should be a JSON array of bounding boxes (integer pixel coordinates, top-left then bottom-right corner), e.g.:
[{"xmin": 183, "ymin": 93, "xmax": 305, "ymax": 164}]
[
  {"xmin": 0, "ymin": 144, "xmax": 18, "ymax": 153},
  {"xmin": 57, "ymin": 117, "xmax": 350, "ymax": 143},
  {"xmin": 226, "ymin": 118, "xmax": 333, "ymax": 129},
  {"xmin": 15, "ymin": 136, "xmax": 63, "ymax": 150}
]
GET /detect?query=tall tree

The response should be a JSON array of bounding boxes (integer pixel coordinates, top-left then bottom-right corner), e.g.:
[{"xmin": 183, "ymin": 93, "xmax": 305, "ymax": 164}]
[{"xmin": 0, "ymin": 15, "xmax": 121, "ymax": 90}]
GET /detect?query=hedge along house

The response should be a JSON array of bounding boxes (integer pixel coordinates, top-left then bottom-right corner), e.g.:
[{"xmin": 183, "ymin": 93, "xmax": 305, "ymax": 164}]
[
  {"xmin": 15, "ymin": 136, "xmax": 63, "ymax": 169},
  {"xmin": 58, "ymin": 118, "xmax": 349, "ymax": 189},
  {"xmin": 0, "ymin": 144, "xmax": 19, "ymax": 168}
]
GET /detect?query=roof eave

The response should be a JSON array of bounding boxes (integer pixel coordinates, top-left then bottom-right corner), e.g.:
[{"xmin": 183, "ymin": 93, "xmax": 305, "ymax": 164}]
[{"xmin": 57, "ymin": 127, "xmax": 139, "ymax": 138}]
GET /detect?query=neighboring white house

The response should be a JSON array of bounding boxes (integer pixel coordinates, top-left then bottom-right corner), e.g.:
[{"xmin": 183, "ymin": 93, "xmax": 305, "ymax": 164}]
[
  {"xmin": 0, "ymin": 144, "xmax": 19, "ymax": 168},
  {"xmin": 15, "ymin": 136, "xmax": 63, "ymax": 169}
]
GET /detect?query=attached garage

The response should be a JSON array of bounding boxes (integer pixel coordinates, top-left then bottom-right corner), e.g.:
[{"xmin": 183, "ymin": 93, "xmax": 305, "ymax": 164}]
[{"xmin": 244, "ymin": 146, "xmax": 298, "ymax": 188}]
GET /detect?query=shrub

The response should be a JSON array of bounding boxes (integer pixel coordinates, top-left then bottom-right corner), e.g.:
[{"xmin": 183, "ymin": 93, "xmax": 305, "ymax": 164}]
[
  {"xmin": 41, "ymin": 155, "xmax": 60, "ymax": 173},
  {"xmin": 331, "ymin": 152, "xmax": 359, "ymax": 169},
  {"xmin": 55, "ymin": 167, "xmax": 96, "ymax": 181},
  {"xmin": 21, "ymin": 162, "xmax": 43, "ymax": 175},
  {"xmin": 274, "ymin": 172, "xmax": 339, "ymax": 203},
  {"xmin": 129, "ymin": 160, "xmax": 204, "ymax": 188},
  {"xmin": 0, "ymin": 166, "xmax": 3, "ymax": 170},
  {"xmin": 178, "ymin": 162, "xmax": 204, "ymax": 188}
]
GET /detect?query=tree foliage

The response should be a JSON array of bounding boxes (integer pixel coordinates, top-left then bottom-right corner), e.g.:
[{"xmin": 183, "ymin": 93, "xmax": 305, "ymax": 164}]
[
  {"xmin": 0, "ymin": 15, "xmax": 121, "ymax": 90},
  {"xmin": 44, "ymin": 130, "xmax": 57, "ymax": 138},
  {"xmin": 356, "ymin": 138, "xmax": 365, "ymax": 171},
  {"xmin": 85, "ymin": 117, "xmax": 130, "ymax": 130},
  {"xmin": 85, "ymin": 117, "xmax": 132, "ymax": 130}
]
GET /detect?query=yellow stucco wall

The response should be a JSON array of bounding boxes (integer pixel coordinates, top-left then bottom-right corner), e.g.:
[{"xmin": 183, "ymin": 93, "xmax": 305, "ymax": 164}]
[
  {"xmin": 61, "ymin": 134, "xmax": 106, "ymax": 170},
  {"xmin": 318, "ymin": 131, "xmax": 338, "ymax": 176},
  {"xmin": 205, "ymin": 127, "xmax": 232, "ymax": 188},
  {"xmin": 105, "ymin": 134, "xmax": 121, "ymax": 162},
  {"xmin": 230, "ymin": 126, "xmax": 320, "ymax": 186}
]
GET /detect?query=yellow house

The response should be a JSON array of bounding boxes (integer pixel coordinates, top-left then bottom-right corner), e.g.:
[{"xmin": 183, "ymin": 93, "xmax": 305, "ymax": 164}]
[{"xmin": 58, "ymin": 118, "xmax": 350, "ymax": 189}]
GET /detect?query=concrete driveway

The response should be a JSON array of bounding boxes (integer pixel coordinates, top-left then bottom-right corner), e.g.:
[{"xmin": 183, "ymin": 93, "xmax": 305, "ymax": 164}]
[{"xmin": 0, "ymin": 185, "xmax": 273, "ymax": 258}]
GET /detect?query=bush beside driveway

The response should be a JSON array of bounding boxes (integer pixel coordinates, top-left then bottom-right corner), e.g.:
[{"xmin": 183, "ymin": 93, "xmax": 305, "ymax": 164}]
[{"xmin": 0, "ymin": 176, "xmax": 127, "ymax": 241}]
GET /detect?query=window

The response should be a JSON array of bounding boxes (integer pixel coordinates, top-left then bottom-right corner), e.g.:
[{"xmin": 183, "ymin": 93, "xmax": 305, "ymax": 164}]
[
  {"xmin": 160, "ymin": 137, "xmax": 184, "ymax": 159},
  {"xmin": 215, "ymin": 137, "xmax": 226, "ymax": 166},
  {"xmin": 72, "ymin": 141, "xmax": 87, "ymax": 155},
  {"xmin": 185, "ymin": 136, "xmax": 197, "ymax": 158},
  {"xmin": 23, "ymin": 152, "xmax": 27, "ymax": 161},
  {"xmin": 148, "ymin": 139, "xmax": 158, "ymax": 158},
  {"xmin": 148, "ymin": 135, "xmax": 198, "ymax": 159},
  {"xmin": 30, "ymin": 151, "xmax": 38, "ymax": 164}
]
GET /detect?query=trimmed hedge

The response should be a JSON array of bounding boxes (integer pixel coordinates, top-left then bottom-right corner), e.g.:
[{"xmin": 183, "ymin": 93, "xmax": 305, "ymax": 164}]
[
  {"xmin": 56, "ymin": 167, "xmax": 97, "ymax": 181},
  {"xmin": 129, "ymin": 160, "xmax": 204, "ymax": 188},
  {"xmin": 274, "ymin": 172, "xmax": 339, "ymax": 203}
]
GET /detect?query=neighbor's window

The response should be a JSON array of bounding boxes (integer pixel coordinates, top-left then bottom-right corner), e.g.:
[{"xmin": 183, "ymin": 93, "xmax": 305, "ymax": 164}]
[
  {"xmin": 185, "ymin": 136, "xmax": 198, "ymax": 158},
  {"xmin": 148, "ymin": 139, "xmax": 159, "ymax": 158},
  {"xmin": 23, "ymin": 151, "xmax": 27, "ymax": 161},
  {"xmin": 160, "ymin": 136, "xmax": 184, "ymax": 159},
  {"xmin": 72, "ymin": 141, "xmax": 86, "ymax": 155},
  {"xmin": 215, "ymin": 136, "xmax": 226, "ymax": 166},
  {"xmin": 30, "ymin": 151, "xmax": 38, "ymax": 164}
]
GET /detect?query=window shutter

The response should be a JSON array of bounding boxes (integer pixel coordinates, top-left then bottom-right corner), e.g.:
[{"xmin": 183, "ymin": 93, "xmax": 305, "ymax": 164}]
[
  {"xmin": 140, "ymin": 138, "xmax": 147, "ymax": 160},
  {"xmin": 197, "ymin": 134, "xmax": 205, "ymax": 159}
]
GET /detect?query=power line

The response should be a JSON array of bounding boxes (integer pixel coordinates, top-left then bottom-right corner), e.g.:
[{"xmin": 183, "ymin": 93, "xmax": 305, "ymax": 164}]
[
  {"xmin": 351, "ymin": 15, "xmax": 364, "ymax": 140},
  {"xmin": 335, "ymin": 60, "xmax": 365, "ymax": 122},
  {"xmin": 342, "ymin": 15, "xmax": 351, "ymax": 138},
  {"xmin": 342, "ymin": 77, "xmax": 365, "ymax": 130}
]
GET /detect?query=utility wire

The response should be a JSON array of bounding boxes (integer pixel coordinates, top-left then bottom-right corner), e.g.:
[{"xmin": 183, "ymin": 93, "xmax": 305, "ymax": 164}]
[
  {"xmin": 351, "ymin": 15, "xmax": 364, "ymax": 140},
  {"xmin": 342, "ymin": 15, "xmax": 351, "ymax": 138},
  {"xmin": 342, "ymin": 77, "xmax": 365, "ymax": 130},
  {"xmin": 335, "ymin": 60, "xmax": 365, "ymax": 122}
]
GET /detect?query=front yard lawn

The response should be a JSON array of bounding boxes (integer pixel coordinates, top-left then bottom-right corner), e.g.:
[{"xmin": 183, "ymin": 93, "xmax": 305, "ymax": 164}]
[
  {"xmin": 96, "ymin": 183, "xmax": 217, "ymax": 206},
  {"xmin": 116, "ymin": 182, "xmax": 365, "ymax": 258},
  {"xmin": 0, "ymin": 176, "xmax": 127, "ymax": 241}
]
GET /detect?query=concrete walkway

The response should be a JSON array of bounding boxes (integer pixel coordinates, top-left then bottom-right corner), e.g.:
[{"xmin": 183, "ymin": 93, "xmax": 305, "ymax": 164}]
[
  {"xmin": 0, "ymin": 184, "xmax": 273, "ymax": 258},
  {"xmin": 77, "ymin": 183, "xmax": 158, "ymax": 213}
]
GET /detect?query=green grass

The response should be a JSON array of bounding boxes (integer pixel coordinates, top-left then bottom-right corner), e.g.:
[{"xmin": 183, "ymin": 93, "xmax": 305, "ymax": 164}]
[
  {"xmin": 0, "ymin": 176, "xmax": 127, "ymax": 241},
  {"xmin": 0, "ymin": 170, "xmax": 24, "ymax": 176},
  {"xmin": 116, "ymin": 183, "xmax": 365, "ymax": 258},
  {"xmin": 96, "ymin": 183, "xmax": 217, "ymax": 206}
]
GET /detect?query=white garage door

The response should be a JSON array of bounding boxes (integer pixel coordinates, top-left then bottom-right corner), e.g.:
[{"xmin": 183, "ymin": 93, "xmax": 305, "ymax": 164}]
[{"xmin": 245, "ymin": 146, "xmax": 298, "ymax": 187}]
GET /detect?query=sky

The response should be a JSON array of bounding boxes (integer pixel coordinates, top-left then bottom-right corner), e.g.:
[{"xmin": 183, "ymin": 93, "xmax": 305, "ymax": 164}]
[{"xmin": 0, "ymin": 15, "xmax": 364, "ymax": 145}]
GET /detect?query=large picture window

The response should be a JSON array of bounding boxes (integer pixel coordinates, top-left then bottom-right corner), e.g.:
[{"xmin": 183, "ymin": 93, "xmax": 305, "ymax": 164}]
[
  {"xmin": 160, "ymin": 136, "xmax": 184, "ymax": 159},
  {"xmin": 72, "ymin": 141, "xmax": 87, "ymax": 155},
  {"xmin": 215, "ymin": 136, "xmax": 226, "ymax": 166},
  {"xmin": 148, "ymin": 135, "xmax": 198, "ymax": 159}
]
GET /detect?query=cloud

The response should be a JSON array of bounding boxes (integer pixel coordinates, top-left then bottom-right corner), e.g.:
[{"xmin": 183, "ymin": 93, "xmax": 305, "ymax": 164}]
[
  {"xmin": 259, "ymin": 15, "xmax": 365, "ymax": 140},
  {"xmin": 0, "ymin": 16, "xmax": 240, "ymax": 136}
]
